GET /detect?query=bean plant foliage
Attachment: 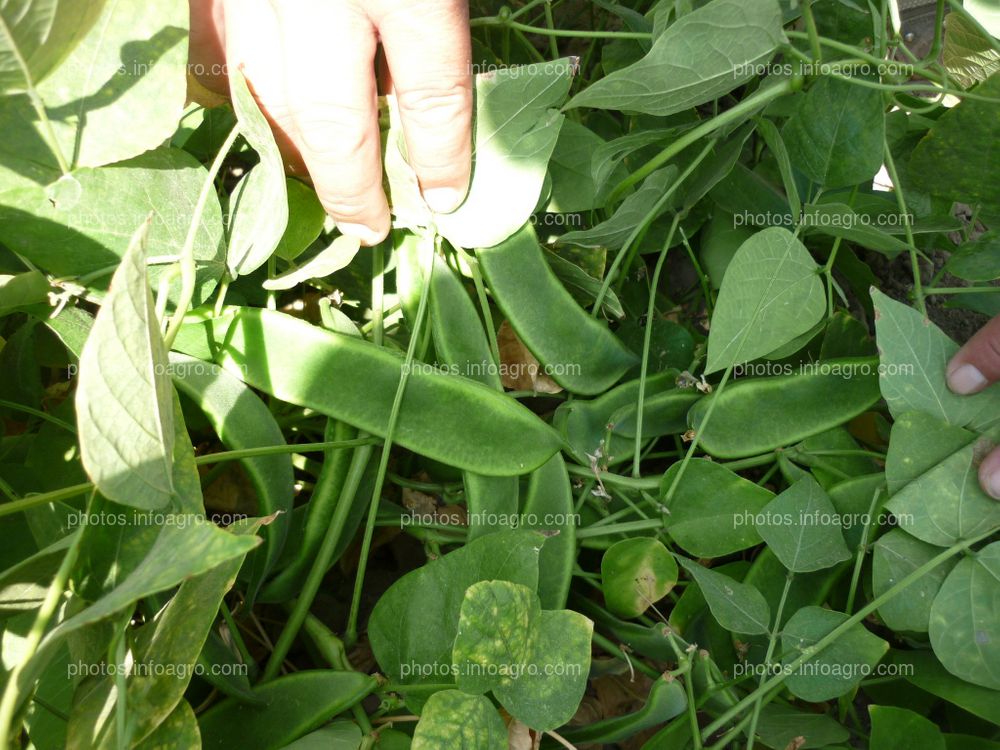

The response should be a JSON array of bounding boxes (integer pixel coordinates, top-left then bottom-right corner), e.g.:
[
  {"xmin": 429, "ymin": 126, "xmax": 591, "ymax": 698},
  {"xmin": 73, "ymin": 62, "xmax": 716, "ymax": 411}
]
[{"xmin": 1, "ymin": 0, "xmax": 1000, "ymax": 748}]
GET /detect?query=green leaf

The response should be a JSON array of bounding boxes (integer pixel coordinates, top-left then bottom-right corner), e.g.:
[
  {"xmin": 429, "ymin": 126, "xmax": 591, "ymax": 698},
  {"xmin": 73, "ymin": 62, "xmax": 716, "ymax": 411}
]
[
  {"xmin": 944, "ymin": 231, "xmax": 1000, "ymax": 281},
  {"xmin": 567, "ymin": 0, "xmax": 785, "ymax": 116},
  {"xmin": 75, "ymin": 221, "xmax": 175, "ymax": 509},
  {"xmin": 801, "ymin": 203, "xmax": 910, "ymax": 256},
  {"xmin": 493, "ymin": 608, "xmax": 593, "ymax": 732},
  {"xmin": 262, "ymin": 235, "xmax": 361, "ymax": 291},
  {"xmin": 545, "ymin": 119, "xmax": 605, "ymax": 213},
  {"xmin": 869, "ymin": 706, "xmax": 945, "ymax": 750},
  {"xmin": 411, "ymin": 691, "xmax": 506, "ymax": 750},
  {"xmin": 521, "ymin": 453, "xmax": 576, "ymax": 610},
  {"xmin": 944, "ymin": 12, "xmax": 1000, "ymax": 89},
  {"xmin": 601, "ymin": 537, "xmax": 678, "ymax": 618},
  {"xmin": 886, "ymin": 439, "xmax": 1000, "ymax": 547},
  {"xmin": 281, "ymin": 722, "xmax": 363, "ymax": 750},
  {"xmin": 227, "ymin": 69, "xmax": 288, "ymax": 276},
  {"xmin": 782, "ymin": 76, "xmax": 886, "ymax": 189},
  {"xmin": 0, "ymin": 0, "xmax": 106, "ymax": 93},
  {"xmin": 66, "ymin": 521, "xmax": 259, "ymax": 748},
  {"xmin": 368, "ymin": 530, "xmax": 543, "ymax": 689},
  {"xmin": 705, "ymin": 227, "xmax": 825, "ymax": 374},
  {"xmin": 781, "ymin": 606, "xmax": 889, "ymax": 701},
  {"xmin": 929, "ymin": 542, "xmax": 1000, "ymax": 689},
  {"xmin": 873, "ymin": 529, "xmax": 958, "ymax": 633},
  {"xmin": 756, "ymin": 703, "xmax": 850, "ymax": 750},
  {"xmin": 388, "ymin": 59, "xmax": 575, "ymax": 250},
  {"xmin": 873, "ymin": 289, "xmax": 1000, "ymax": 431},
  {"xmin": 133, "ymin": 700, "xmax": 200, "ymax": 750},
  {"xmin": 9, "ymin": 521, "xmax": 260, "ymax": 719},
  {"xmin": 677, "ymin": 557, "xmax": 771, "ymax": 635},
  {"xmin": 198, "ymin": 671, "xmax": 375, "ymax": 750},
  {"xmin": 0, "ymin": 270, "xmax": 50, "ymax": 316},
  {"xmin": 20, "ymin": 0, "xmax": 188, "ymax": 168},
  {"xmin": 755, "ymin": 476, "xmax": 852, "ymax": 572},
  {"xmin": 895, "ymin": 650, "xmax": 1000, "ymax": 727},
  {"xmin": 910, "ymin": 73, "xmax": 1000, "ymax": 208},
  {"xmin": 662, "ymin": 459, "xmax": 774, "ymax": 557},
  {"xmin": 452, "ymin": 580, "xmax": 538, "ymax": 694},
  {"xmin": 557, "ymin": 166, "xmax": 678, "ymax": 249},
  {"xmin": 0, "ymin": 147, "xmax": 225, "ymax": 302},
  {"xmin": 885, "ymin": 411, "xmax": 976, "ymax": 495}
]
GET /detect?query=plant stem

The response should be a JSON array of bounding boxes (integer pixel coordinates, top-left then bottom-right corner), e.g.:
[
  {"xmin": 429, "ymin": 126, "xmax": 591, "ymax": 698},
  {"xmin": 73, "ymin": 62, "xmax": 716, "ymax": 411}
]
[
  {"xmin": 846, "ymin": 486, "xmax": 886, "ymax": 614},
  {"xmin": 925, "ymin": 286, "xmax": 1000, "ymax": 295},
  {"xmin": 881, "ymin": 136, "xmax": 926, "ymax": 315},
  {"xmin": 576, "ymin": 519, "xmax": 663, "ymax": 538},
  {"xmin": 0, "ymin": 501, "xmax": 89, "ymax": 743},
  {"xmin": 608, "ymin": 80, "xmax": 796, "ymax": 204},
  {"xmin": 633, "ymin": 215, "xmax": 682, "ymax": 477},
  {"xmin": 744, "ymin": 572, "xmax": 794, "ymax": 750},
  {"xmin": 194, "ymin": 437, "xmax": 380, "ymax": 465},
  {"xmin": 164, "ymin": 125, "xmax": 240, "ymax": 349},
  {"xmin": 564, "ymin": 464, "xmax": 661, "ymax": 491},
  {"xmin": 801, "ymin": 0, "xmax": 823, "ymax": 64},
  {"xmin": 345, "ymin": 233, "xmax": 437, "ymax": 646},
  {"xmin": 0, "ymin": 482, "xmax": 92, "ymax": 518},
  {"xmin": 470, "ymin": 16, "xmax": 653, "ymax": 40}
]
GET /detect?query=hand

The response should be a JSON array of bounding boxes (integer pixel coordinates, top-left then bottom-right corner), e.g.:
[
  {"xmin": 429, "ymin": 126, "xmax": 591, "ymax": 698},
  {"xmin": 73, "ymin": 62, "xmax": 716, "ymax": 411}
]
[
  {"xmin": 188, "ymin": 0, "xmax": 473, "ymax": 246},
  {"xmin": 946, "ymin": 315, "xmax": 1000, "ymax": 498}
]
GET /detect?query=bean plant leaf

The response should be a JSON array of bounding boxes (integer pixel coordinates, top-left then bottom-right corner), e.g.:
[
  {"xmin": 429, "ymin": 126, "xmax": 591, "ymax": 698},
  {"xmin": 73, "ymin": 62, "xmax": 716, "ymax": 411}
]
[
  {"xmin": 873, "ymin": 289, "xmax": 1000, "ymax": 431},
  {"xmin": 388, "ymin": 59, "xmax": 575, "ymax": 250},
  {"xmin": 755, "ymin": 476, "xmax": 852, "ymax": 573},
  {"xmin": 869, "ymin": 706, "xmax": 945, "ymax": 750},
  {"xmin": 134, "ymin": 701, "xmax": 200, "ymax": 750},
  {"xmin": 0, "ymin": 0, "xmax": 106, "ymax": 92},
  {"xmin": 545, "ymin": 119, "xmax": 605, "ymax": 213},
  {"xmin": 21, "ymin": 0, "xmax": 188, "ymax": 168},
  {"xmin": 944, "ymin": 11, "xmax": 1000, "ymax": 88},
  {"xmin": 929, "ymin": 542, "xmax": 1000, "ymax": 690},
  {"xmin": 76, "ymin": 221, "xmax": 175, "ymax": 509},
  {"xmin": 262, "ymin": 235, "xmax": 361, "ymax": 291},
  {"xmin": 705, "ymin": 227, "xmax": 825, "ymax": 374},
  {"xmin": 557, "ymin": 166, "xmax": 677, "ymax": 249},
  {"xmin": 452, "ymin": 580, "xmax": 538, "ymax": 694},
  {"xmin": 197, "ymin": 671, "xmax": 376, "ymax": 750},
  {"xmin": 781, "ymin": 606, "xmax": 889, "ymax": 701},
  {"xmin": 662, "ymin": 459, "xmax": 774, "ymax": 557},
  {"xmin": 677, "ymin": 557, "xmax": 771, "ymax": 635},
  {"xmin": 567, "ymin": 0, "xmax": 786, "ymax": 116},
  {"xmin": 909, "ymin": 72, "xmax": 1000, "ymax": 208},
  {"xmin": 0, "ymin": 147, "xmax": 225, "ymax": 302},
  {"xmin": 274, "ymin": 178, "xmax": 326, "ymax": 261},
  {"xmin": 873, "ymin": 529, "xmax": 957, "ymax": 633},
  {"xmin": 601, "ymin": 537, "xmax": 678, "ymax": 619},
  {"xmin": 411, "ymin": 691, "xmax": 506, "ymax": 750},
  {"xmin": 782, "ymin": 76, "xmax": 886, "ymax": 189},
  {"xmin": 944, "ymin": 231, "xmax": 1000, "ymax": 281},
  {"xmin": 368, "ymin": 530, "xmax": 543, "ymax": 689},
  {"xmin": 756, "ymin": 704, "xmax": 851, "ymax": 749},
  {"xmin": 66, "ymin": 521, "xmax": 260, "ymax": 747},
  {"xmin": 493, "ymin": 609, "xmax": 593, "ymax": 732},
  {"xmin": 227, "ymin": 69, "xmax": 288, "ymax": 276}
]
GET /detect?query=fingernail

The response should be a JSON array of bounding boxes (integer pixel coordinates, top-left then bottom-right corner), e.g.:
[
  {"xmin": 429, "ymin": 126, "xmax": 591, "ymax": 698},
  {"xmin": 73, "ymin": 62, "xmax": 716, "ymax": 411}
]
[
  {"xmin": 981, "ymin": 453, "xmax": 1000, "ymax": 500},
  {"xmin": 423, "ymin": 187, "xmax": 464, "ymax": 214},
  {"xmin": 947, "ymin": 363, "xmax": 988, "ymax": 395},
  {"xmin": 338, "ymin": 223, "xmax": 384, "ymax": 247}
]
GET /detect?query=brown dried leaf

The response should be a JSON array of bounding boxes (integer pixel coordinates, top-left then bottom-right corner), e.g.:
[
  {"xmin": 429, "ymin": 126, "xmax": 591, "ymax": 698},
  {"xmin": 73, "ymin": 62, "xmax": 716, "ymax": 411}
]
[{"xmin": 497, "ymin": 320, "xmax": 562, "ymax": 394}]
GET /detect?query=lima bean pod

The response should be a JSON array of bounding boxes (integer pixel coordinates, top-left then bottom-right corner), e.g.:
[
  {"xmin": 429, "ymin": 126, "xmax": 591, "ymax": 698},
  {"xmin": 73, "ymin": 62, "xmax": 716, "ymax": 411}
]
[
  {"xmin": 197, "ymin": 670, "xmax": 376, "ymax": 750},
  {"xmin": 521, "ymin": 453, "xmax": 575, "ymax": 609},
  {"xmin": 169, "ymin": 352, "xmax": 293, "ymax": 602},
  {"xmin": 561, "ymin": 673, "xmax": 688, "ymax": 745},
  {"xmin": 689, "ymin": 357, "xmax": 881, "ymax": 458},
  {"xmin": 463, "ymin": 473, "xmax": 519, "ymax": 541},
  {"xmin": 175, "ymin": 307, "xmax": 562, "ymax": 476},
  {"xmin": 476, "ymin": 223, "xmax": 637, "ymax": 395},
  {"xmin": 554, "ymin": 371, "xmax": 700, "ymax": 465},
  {"xmin": 256, "ymin": 419, "xmax": 366, "ymax": 603}
]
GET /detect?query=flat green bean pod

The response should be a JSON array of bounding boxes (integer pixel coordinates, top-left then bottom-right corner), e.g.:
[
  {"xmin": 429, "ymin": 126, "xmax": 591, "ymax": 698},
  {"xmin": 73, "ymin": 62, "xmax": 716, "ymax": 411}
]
[
  {"xmin": 463, "ymin": 474, "xmax": 519, "ymax": 541},
  {"xmin": 176, "ymin": 308, "xmax": 561, "ymax": 476},
  {"xmin": 256, "ymin": 419, "xmax": 359, "ymax": 603},
  {"xmin": 477, "ymin": 223, "xmax": 637, "ymax": 395},
  {"xmin": 689, "ymin": 357, "xmax": 881, "ymax": 458},
  {"xmin": 169, "ymin": 352, "xmax": 293, "ymax": 602},
  {"xmin": 521, "ymin": 453, "xmax": 575, "ymax": 609},
  {"xmin": 554, "ymin": 372, "xmax": 699, "ymax": 465}
]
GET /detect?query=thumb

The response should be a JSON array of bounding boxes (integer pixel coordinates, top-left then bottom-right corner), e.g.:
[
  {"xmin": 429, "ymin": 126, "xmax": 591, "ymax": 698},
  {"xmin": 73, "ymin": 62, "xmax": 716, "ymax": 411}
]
[{"xmin": 946, "ymin": 314, "xmax": 1000, "ymax": 395}]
